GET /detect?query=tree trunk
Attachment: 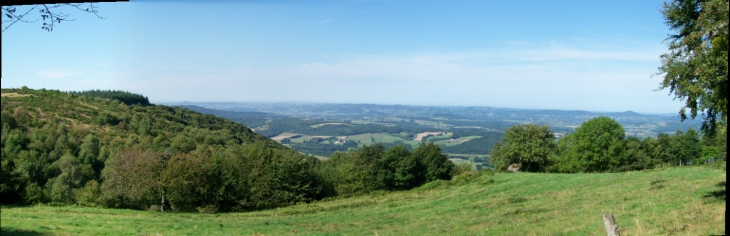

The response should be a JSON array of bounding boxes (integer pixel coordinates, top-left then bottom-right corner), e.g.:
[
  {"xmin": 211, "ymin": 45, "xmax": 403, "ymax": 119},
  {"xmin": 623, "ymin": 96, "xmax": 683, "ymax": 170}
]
[
  {"xmin": 160, "ymin": 190, "xmax": 165, "ymax": 212},
  {"xmin": 603, "ymin": 214, "xmax": 620, "ymax": 236}
]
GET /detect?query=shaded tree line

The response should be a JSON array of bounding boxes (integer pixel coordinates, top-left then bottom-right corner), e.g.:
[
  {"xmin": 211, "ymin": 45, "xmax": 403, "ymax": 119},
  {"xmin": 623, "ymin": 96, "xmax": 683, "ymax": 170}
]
[
  {"xmin": 289, "ymin": 139, "xmax": 359, "ymax": 157},
  {"xmin": 315, "ymin": 142, "xmax": 454, "ymax": 198},
  {"xmin": 67, "ymin": 89, "xmax": 151, "ymax": 106},
  {"xmin": 440, "ymin": 132, "xmax": 503, "ymax": 155},
  {"xmin": 490, "ymin": 116, "xmax": 726, "ymax": 173}
]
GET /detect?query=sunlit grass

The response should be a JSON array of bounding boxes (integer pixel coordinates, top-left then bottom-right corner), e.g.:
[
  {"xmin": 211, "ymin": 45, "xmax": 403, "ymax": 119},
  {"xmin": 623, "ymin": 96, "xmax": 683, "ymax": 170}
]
[{"xmin": 2, "ymin": 166, "xmax": 724, "ymax": 235}]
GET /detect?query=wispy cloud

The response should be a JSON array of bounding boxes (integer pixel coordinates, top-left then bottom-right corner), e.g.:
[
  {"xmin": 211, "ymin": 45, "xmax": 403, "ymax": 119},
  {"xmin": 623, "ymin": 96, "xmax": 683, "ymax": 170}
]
[
  {"xmin": 518, "ymin": 47, "xmax": 660, "ymax": 62},
  {"xmin": 130, "ymin": 41, "xmax": 677, "ymax": 112}
]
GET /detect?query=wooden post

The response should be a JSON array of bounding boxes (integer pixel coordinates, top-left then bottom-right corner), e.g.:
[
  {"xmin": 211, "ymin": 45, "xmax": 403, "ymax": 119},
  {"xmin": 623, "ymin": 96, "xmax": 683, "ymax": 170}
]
[{"xmin": 603, "ymin": 214, "xmax": 620, "ymax": 236}]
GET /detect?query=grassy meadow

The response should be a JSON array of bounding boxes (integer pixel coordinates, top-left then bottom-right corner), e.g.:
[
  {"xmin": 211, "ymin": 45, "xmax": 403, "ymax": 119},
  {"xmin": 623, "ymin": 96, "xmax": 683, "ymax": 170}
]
[{"xmin": 2, "ymin": 166, "xmax": 725, "ymax": 236}]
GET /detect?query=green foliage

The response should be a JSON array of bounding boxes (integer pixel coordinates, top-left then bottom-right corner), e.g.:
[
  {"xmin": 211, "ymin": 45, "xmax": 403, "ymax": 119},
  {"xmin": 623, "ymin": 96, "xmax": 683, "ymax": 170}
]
[
  {"xmin": 162, "ymin": 151, "xmax": 219, "ymax": 211},
  {"xmin": 667, "ymin": 128, "xmax": 702, "ymax": 165},
  {"xmin": 451, "ymin": 162, "xmax": 475, "ymax": 177},
  {"xmin": 100, "ymin": 148, "xmax": 165, "ymax": 209},
  {"xmin": 389, "ymin": 145, "xmax": 423, "ymax": 190},
  {"xmin": 6, "ymin": 87, "xmax": 723, "ymax": 215},
  {"xmin": 489, "ymin": 124, "xmax": 556, "ymax": 172},
  {"xmin": 68, "ymin": 89, "xmax": 151, "ymax": 106},
  {"xmin": 24, "ymin": 182, "xmax": 44, "ymax": 204},
  {"xmin": 252, "ymin": 118, "xmax": 426, "ymax": 138},
  {"xmin": 1, "ymin": 88, "xmax": 288, "ymax": 208},
  {"xmin": 0, "ymin": 158, "xmax": 23, "ymax": 204},
  {"xmin": 48, "ymin": 173, "xmax": 73, "ymax": 204},
  {"xmin": 658, "ymin": 0, "xmax": 728, "ymax": 135},
  {"xmin": 701, "ymin": 146, "xmax": 720, "ymax": 162},
  {"xmin": 75, "ymin": 180, "xmax": 101, "ymax": 207},
  {"xmin": 414, "ymin": 142, "xmax": 454, "ymax": 182},
  {"xmin": 235, "ymin": 142, "xmax": 320, "ymax": 210},
  {"xmin": 0, "ymin": 164, "xmax": 726, "ymax": 235},
  {"xmin": 1, "ymin": 110, "xmax": 18, "ymax": 129},
  {"xmin": 289, "ymin": 139, "xmax": 357, "ymax": 157},
  {"xmin": 620, "ymin": 136, "xmax": 654, "ymax": 171},
  {"xmin": 439, "ymin": 132, "xmax": 503, "ymax": 155},
  {"xmin": 78, "ymin": 134, "xmax": 101, "ymax": 168},
  {"xmin": 553, "ymin": 116, "xmax": 625, "ymax": 173},
  {"xmin": 169, "ymin": 135, "xmax": 196, "ymax": 153},
  {"xmin": 317, "ymin": 142, "xmax": 454, "ymax": 197},
  {"xmin": 321, "ymin": 150, "xmax": 373, "ymax": 196}
]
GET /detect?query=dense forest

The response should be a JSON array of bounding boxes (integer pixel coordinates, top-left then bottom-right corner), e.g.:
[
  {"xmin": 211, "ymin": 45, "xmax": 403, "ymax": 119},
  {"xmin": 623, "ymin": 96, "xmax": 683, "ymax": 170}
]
[
  {"xmin": 0, "ymin": 88, "xmax": 460, "ymax": 212},
  {"xmin": 67, "ymin": 89, "xmax": 151, "ymax": 106}
]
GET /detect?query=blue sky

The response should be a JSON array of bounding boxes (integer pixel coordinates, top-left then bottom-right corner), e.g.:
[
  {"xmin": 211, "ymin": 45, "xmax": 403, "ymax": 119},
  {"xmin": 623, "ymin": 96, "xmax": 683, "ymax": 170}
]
[{"xmin": 2, "ymin": 0, "xmax": 685, "ymax": 113}]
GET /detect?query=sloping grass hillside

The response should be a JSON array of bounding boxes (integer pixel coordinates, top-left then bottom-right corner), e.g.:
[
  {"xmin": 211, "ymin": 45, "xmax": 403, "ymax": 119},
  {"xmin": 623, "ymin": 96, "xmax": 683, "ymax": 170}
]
[{"xmin": 2, "ymin": 165, "xmax": 725, "ymax": 235}]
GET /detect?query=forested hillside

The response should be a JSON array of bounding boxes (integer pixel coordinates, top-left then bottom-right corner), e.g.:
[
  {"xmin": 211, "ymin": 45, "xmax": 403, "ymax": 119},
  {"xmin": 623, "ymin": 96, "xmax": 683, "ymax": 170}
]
[{"xmin": 1, "ymin": 88, "xmax": 315, "ymax": 211}]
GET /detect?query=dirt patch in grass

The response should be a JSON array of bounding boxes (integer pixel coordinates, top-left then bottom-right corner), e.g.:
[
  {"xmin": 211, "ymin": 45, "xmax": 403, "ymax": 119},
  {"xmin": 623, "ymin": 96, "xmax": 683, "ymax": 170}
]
[
  {"xmin": 271, "ymin": 133, "xmax": 301, "ymax": 141},
  {"xmin": 1, "ymin": 92, "xmax": 32, "ymax": 97},
  {"xmin": 76, "ymin": 101, "xmax": 99, "ymax": 110}
]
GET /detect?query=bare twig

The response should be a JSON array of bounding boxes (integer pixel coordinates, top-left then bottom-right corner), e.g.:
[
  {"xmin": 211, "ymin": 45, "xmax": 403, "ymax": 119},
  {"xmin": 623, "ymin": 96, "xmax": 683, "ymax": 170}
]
[
  {"xmin": 2, "ymin": 3, "xmax": 105, "ymax": 33},
  {"xmin": 68, "ymin": 2, "xmax": 107, "ymax": 19},
  {"xmin": 2, "ymin": 5, "xmax": 39, "ymax": 33}
]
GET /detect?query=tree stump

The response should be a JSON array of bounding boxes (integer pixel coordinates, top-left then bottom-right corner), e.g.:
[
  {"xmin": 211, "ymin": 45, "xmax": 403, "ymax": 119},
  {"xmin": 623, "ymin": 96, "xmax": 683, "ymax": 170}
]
[{"xmin": 603, "ymin": 214, "xmax": 620, "ymax": 236}]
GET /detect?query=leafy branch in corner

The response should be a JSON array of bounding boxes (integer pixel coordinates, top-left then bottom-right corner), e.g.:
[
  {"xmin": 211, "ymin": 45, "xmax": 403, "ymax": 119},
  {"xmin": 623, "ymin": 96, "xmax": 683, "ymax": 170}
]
[{"xmin": 2, "ymin": 3, "xmax": 106, "ymax": 33}]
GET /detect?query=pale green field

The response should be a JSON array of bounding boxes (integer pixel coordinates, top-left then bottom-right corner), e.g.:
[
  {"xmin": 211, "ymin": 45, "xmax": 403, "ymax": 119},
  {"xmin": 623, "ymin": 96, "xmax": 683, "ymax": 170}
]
[
  {"xmin": 433, "ymin": 135, "xmax": 482, "ymax": 147},
  {"xmin": 270, "ymin": 132, "xmax": 299, "ymax": 141},
  {"xmin": 2, "ymin": 166, "xmax": 725, "ymax": 236},
  {"xmin": 274, "ymin": 132, "xmax": 481, "ymax": 151},
  {"xmin": 348, "ymin": 133, "xmax": 405, "ymax": 146},
  {"xmin": 445, "ymin": 153, "xmax": 490, "ymax": 158},
  {"xmin": 310, "ymin": 123, "xmax": 350, "ymax": 128},
  {"xmin": 414, "ymin": 120, "xmax": 452, "ymax": 129}
]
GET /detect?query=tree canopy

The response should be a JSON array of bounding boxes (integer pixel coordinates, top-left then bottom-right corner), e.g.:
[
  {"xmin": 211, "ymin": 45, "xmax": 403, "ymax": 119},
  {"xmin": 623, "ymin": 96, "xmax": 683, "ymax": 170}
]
[
  {"xmin": 657, "ymin": 0, "xmax": 728, "ymax": 136},
  {"xmin": 489, "ymin": 124, "xmax": 557, "ymax": 172},
  {"xmin": 554, "ymin": 116, "xmax": 626, "ymax": 173}
]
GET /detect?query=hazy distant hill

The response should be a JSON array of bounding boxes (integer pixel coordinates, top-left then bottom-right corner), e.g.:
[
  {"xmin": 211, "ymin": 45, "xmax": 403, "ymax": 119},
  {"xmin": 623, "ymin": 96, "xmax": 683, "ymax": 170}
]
[
  {"xmin": 169, "ymin": 101, "xmax": 703, "ymax": 158},
  {"xmin": 176, "ymin": 105, "xmax": 287, "ymax": 129},
  {"xmin": 172, "ymin": 101, "xmax": 702, "ymax": 133}
]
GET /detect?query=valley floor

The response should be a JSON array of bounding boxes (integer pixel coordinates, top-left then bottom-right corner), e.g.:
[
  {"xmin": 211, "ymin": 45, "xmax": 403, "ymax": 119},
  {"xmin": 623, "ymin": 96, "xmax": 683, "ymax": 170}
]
[{"xmin": 1, "ymin": 166, "xmax": 725, "ymax": 236}]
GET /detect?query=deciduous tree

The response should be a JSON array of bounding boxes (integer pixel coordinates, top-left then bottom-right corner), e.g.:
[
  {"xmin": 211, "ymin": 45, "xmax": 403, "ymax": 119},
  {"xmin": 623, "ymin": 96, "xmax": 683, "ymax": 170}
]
[
  {"xmin": 490, "ymin": 124, "xmax": 557, "ymax": 172},
  {"xmin": 657, "ymin": 0, "xmax": 728, "ymax": 136},
  {"xmin": 554, "ymin": 117, "xmax": 626, "ymax": 173}
]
